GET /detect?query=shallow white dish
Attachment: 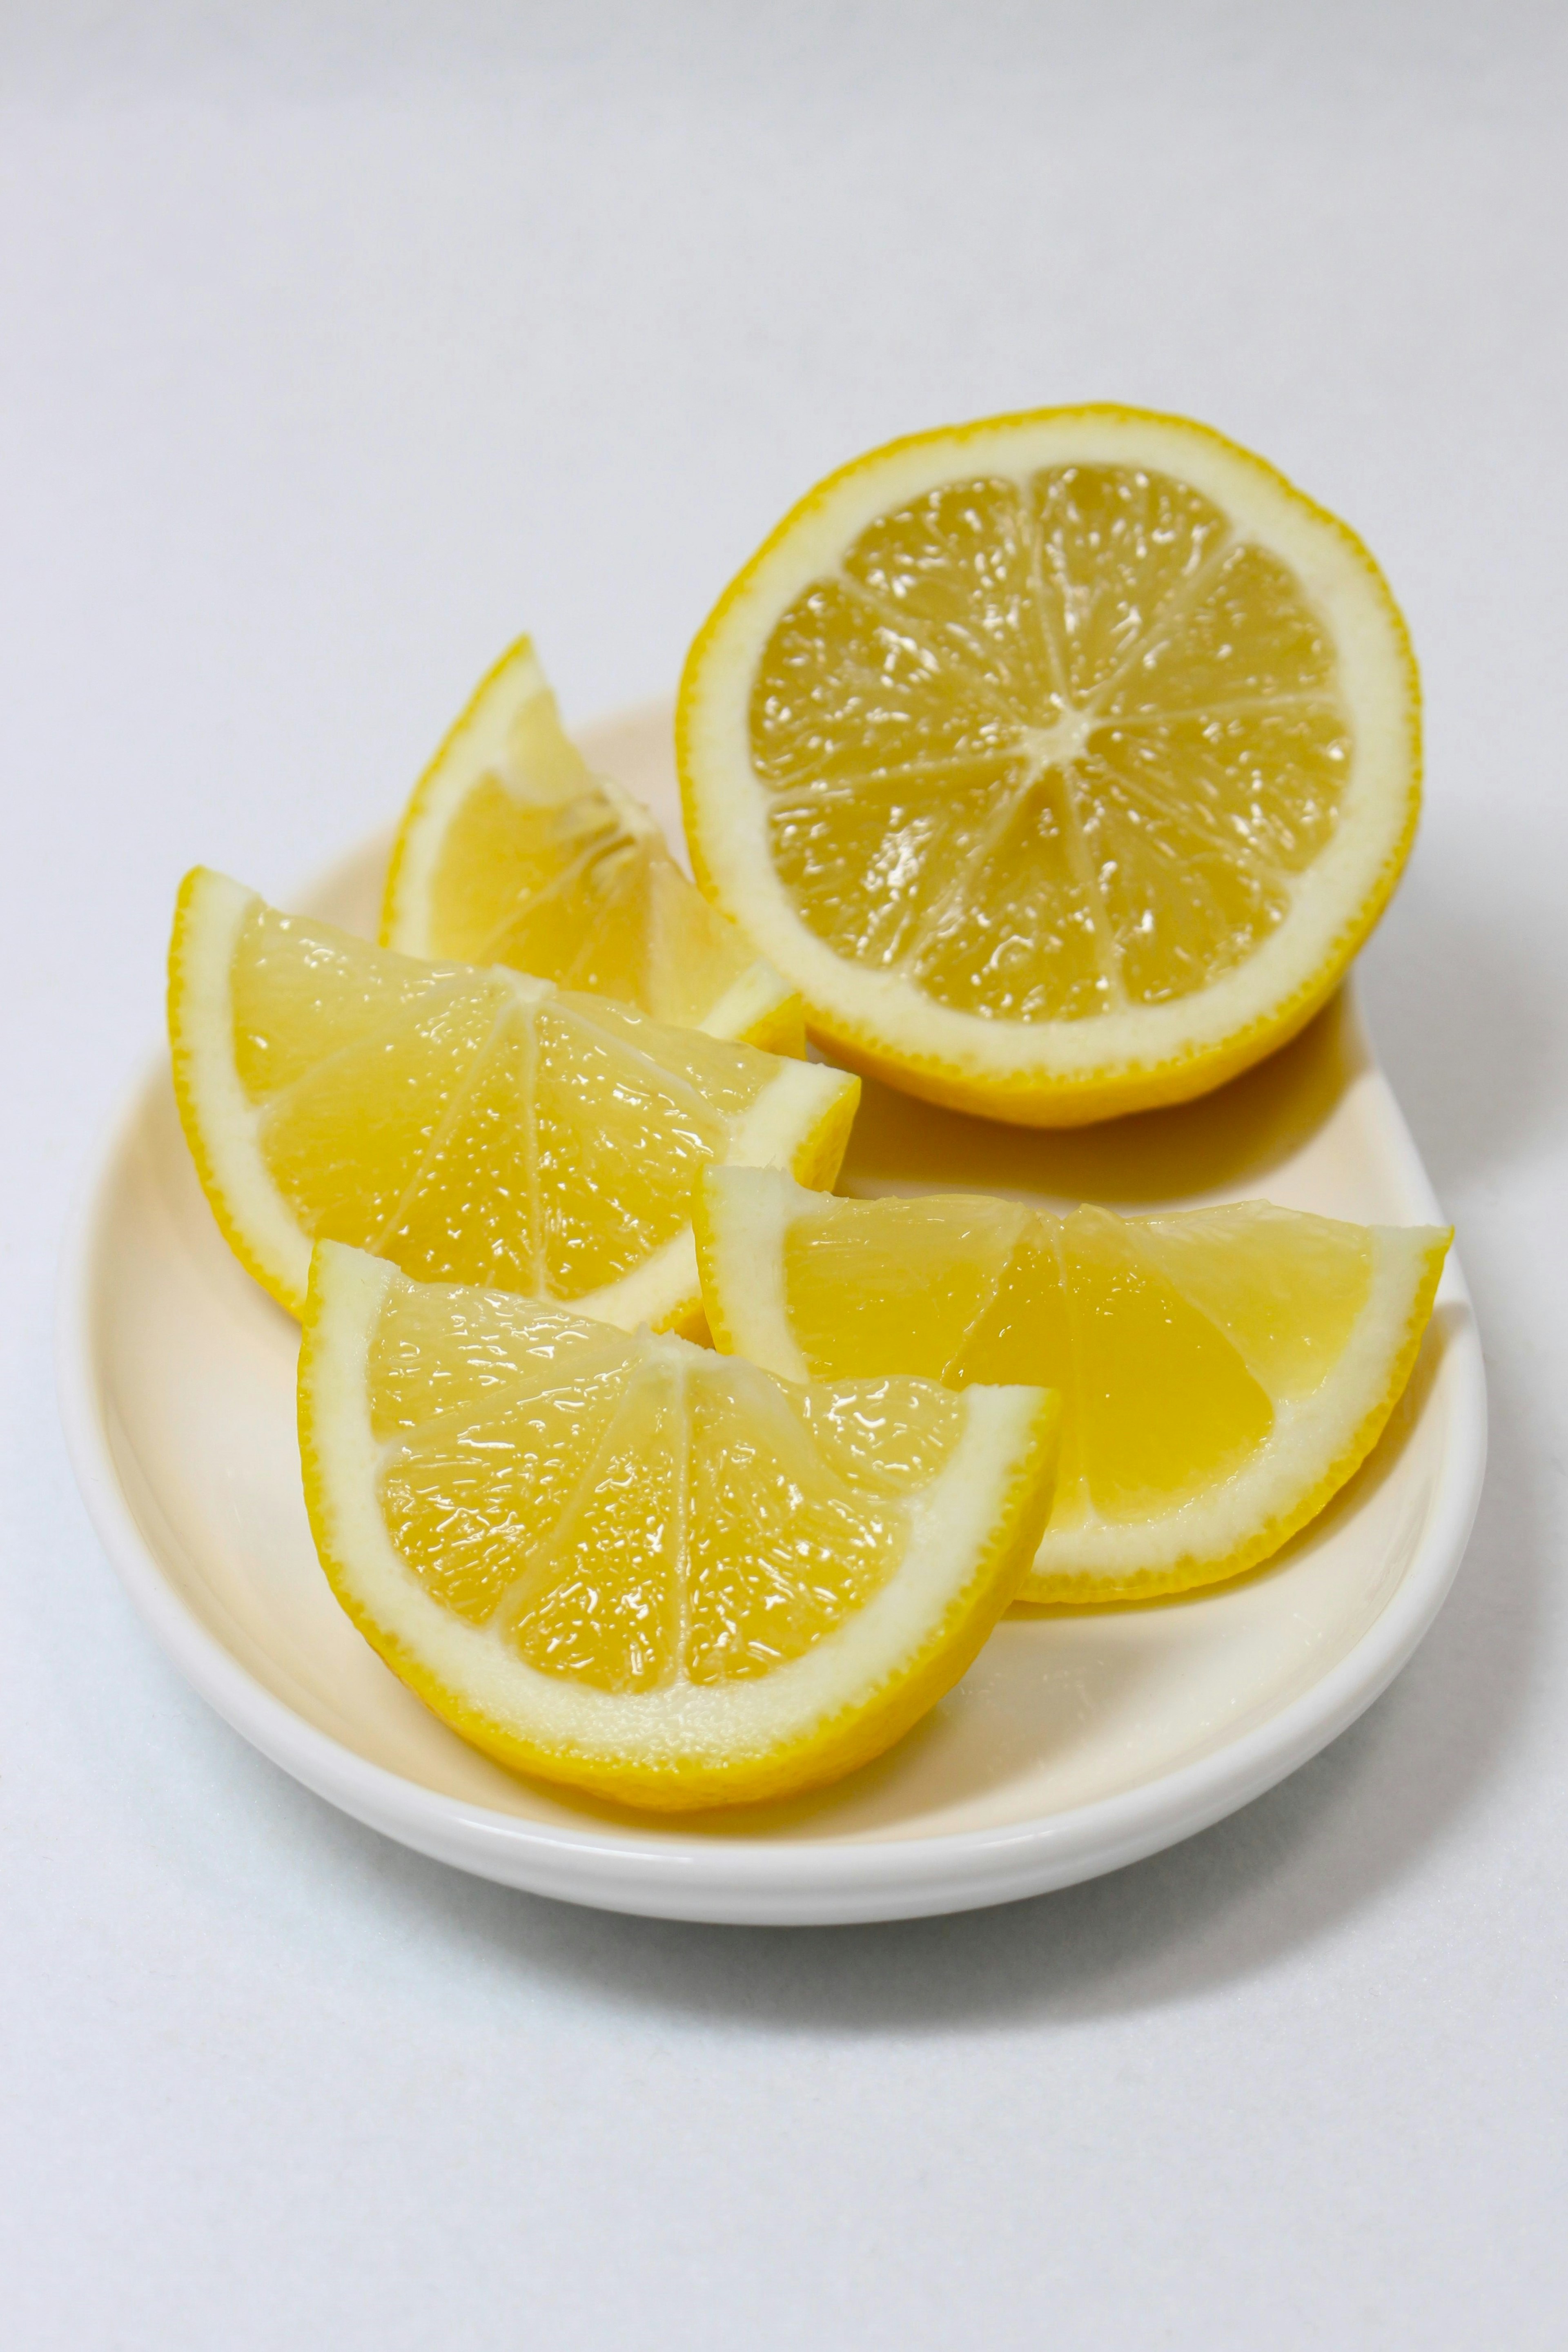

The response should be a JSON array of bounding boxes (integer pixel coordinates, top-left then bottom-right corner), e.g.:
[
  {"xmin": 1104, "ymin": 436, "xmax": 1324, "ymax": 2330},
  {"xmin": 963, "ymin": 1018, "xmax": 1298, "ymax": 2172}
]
[{"xmin": 59, "ymin": 704, "xmax": 1487, "ymax": 1926}]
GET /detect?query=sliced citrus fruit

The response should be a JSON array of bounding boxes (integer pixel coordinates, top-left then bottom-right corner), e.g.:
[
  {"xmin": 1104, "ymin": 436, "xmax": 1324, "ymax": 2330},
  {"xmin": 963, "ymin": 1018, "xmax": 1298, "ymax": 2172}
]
[
  {"xmin": 382, "ymin": 636, "xmax": 804, "ymax": 1054},
  {"xmin": 299, "ymin": 1240, "xmax": 1060, "ymax": 1808},
  {"xmin": 697, "ymin": 1169, "xmax": 1449, "ymax": 1602},
  {"xmin": 678, "ymin": 406, "xmax": 1420, "ymax": 1125},
  {"xmin": 167, "ymin": 867, "xmax": 856, "ymax": 1328}
]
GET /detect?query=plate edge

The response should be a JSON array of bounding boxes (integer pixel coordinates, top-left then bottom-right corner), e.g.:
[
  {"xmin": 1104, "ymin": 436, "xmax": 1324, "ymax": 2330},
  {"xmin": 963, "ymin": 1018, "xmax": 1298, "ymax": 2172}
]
[{"xmin": 54, "ymin": 951, "xmax": 1488, "ymax": 1929}]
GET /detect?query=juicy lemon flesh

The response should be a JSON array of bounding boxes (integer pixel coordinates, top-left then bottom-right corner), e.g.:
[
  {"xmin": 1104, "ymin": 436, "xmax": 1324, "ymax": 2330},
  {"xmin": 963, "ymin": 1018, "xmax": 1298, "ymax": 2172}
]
[
  {"xmin": 237, "ymin": 901, "xmax": 768, "ymax": 1299},
  {"xmin": 778, "ymin": 1195, "xmax": 1309, "ymax": 1522},
  {"xmin": 386, "ymin": 641, "xmax": 803, "ymax": 1052},
  {"xmin": 173, "ymin": 869, "xmax": 855, "ymax": 1324},
  {"xmin": 302, "ymin": 1247, "xmax": 1060, "ymax": 1808},
  {"xmin": 699, "ymin": 1176, "xmax": 1449, "ymax": 1601},
  {"xmin": 422, "ymin": 762, "xmax": 771, "ymax": 1031},
  {"xmin": 753, "ymin": 462, "xmax": 1351, "ymax": 1024},
  {"xmin": 371, "ymin": 1274, "xmax": 958, "ymax": 1689}
]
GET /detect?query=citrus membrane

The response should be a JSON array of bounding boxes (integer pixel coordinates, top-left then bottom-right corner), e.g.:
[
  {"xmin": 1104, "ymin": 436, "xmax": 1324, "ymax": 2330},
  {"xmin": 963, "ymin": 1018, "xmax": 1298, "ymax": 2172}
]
[
  {"xmin": 383, "ymin": 636, "xmax": 802, "ymax": 1052},
  {"xmin": 679, "ymin": 407, "xmax": 1420, "ymax": 1123},
  {"xmin": 168, "ymin": 867, "xmax": 856, "ymax": 1327},
  {"xmin": 299, "ymin": 1240, "xmax": 1060, "ymax": 1808},
  {"xmin": 697, "ymin": 1169, "xmax": 1449, "ymax": 1601}
]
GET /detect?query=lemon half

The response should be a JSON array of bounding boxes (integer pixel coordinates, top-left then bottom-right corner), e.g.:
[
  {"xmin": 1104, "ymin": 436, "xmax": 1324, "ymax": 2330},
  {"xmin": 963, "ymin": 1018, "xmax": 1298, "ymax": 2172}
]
[{"xmin": 679, "ymin": 408, "xmax": 1419, "ymax": 1125}]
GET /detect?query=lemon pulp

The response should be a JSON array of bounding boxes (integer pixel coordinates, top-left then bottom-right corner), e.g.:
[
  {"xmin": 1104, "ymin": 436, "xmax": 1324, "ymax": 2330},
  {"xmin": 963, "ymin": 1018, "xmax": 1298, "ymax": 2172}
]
[
  {"xmin": 755, "ymin": 463, "xmax": 1350, "ymax": 1019},
  {"xmin": 301, "ymin": 1243, "xmax": 1060, "ymax": 1807},
  {"xmin": 383, "ymin": 637, "xmax": 802, "ymax": 1051},
  {"xmin": 169, "ymin": 867, "xmax": 856, "ymax": 1324},
  {"xmin": 697, "ymin": 1172, "xmax": 1449, "ymax": 1601},
  {"xmin": 679, "ymin": 408, "xmax": 1419, "ymax": 1122}
]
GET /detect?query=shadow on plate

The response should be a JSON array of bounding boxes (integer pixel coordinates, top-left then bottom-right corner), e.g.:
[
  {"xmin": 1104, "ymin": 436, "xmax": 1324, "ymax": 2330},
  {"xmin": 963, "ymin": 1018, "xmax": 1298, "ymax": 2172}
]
[
  {"xmin": 102, "ymin": 830, "xmax": 1532, "ymax": 2030},
  {"xmin": 837, "ymin": 987, "xmax": 1367, "ymax": 1209},
  {"xmin": 493, "ymin": 1309, "xmax": 1454, "ymax": 1843},
  {"xmin": 1358, "ymin": 866, "xmax": 1561, "ymax": 1197},
  {"xmin": 216, "ymin": 1307, "xmax": 1517, "ymax": 2043}
]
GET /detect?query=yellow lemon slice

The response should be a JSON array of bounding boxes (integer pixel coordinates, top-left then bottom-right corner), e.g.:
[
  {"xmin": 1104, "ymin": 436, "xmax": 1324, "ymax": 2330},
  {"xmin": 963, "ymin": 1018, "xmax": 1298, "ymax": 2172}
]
[
  {"xmin": 383, "ymin": 637, "xmax": 804, "ymax": 1053},
  {"xmin": 697, "ymin": 1170, "xmax": 1448, "ymax": 1602},
  {"xmin": 167, "ymin": 867, "xmax": 856, "ymax": 1327},
  {"xmin": 678, "ymin": 408, "xmax": 1419, "ymax": 1125},
  {"xmin": 299, "ymin": 1241, "xmax": 1060, "ymax": 1808}
]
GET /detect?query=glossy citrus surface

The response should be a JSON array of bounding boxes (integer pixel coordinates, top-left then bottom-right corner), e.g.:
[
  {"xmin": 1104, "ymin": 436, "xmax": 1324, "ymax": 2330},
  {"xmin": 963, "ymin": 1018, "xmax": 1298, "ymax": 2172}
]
[
  {"xmin": 168, "ymin": 867, "xmax": 856, "ymax": 1327},
  {"xmin": 679, "ymin": 408, "xmax": 1420, "ymax": 1123},
  {"xmin": 299, "ymin": 1242, "xmax": 1060, "ymax": 1808},
  {"xmin": 697, "ymin": 1170, "xmax": 1449, "ymax": 1601},
  {"xmin": 384, "ymin": 637, "xmax": 802, "ymax": 1052}
]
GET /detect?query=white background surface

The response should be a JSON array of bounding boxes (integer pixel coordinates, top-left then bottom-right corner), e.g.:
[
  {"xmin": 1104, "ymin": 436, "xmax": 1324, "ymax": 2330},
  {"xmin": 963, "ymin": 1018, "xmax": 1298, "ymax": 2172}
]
[{"xmin": 3, "ymin": 5, "xmax": 1564, "ymax": 2345}]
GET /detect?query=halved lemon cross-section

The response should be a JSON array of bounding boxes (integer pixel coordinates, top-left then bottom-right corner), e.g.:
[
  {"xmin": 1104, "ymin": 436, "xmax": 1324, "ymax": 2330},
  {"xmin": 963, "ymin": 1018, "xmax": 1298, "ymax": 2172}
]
[
  {"xmin": 679, "ymin": 407, "xmax": 1421, "ymax": 1124},
  {"xmin": 168, "ymin": 867, "xmax": 857, "ymax": 1327},
  {"xmin": 299, "ymin": 1242, "xmax": 1060, "ymax": 1808}
]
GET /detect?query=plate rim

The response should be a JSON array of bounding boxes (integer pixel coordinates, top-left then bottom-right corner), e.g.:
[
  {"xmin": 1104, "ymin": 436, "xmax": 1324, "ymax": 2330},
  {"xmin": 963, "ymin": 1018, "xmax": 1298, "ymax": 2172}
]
[{"xmin": 57, "ymin": 971, "xmax": 1488, "ymax": 1927}]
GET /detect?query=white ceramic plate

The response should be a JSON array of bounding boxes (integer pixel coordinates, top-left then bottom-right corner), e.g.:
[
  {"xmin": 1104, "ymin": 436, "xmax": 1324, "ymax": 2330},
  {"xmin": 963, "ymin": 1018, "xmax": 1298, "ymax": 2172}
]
[{"xmin": 58, "ymin": 704, "xmax": 1487, "ymax": 1926}]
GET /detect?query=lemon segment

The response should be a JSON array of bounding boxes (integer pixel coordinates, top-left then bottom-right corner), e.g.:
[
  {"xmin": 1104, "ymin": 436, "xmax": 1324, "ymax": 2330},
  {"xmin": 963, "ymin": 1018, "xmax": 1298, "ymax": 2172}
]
[
  {"xmin": 299, "ymin": 1242, "xmax": 1060, "ymax": 1809},
  {"xmin": 678, "ymin": 407, "xmax": 1420, "ymax": 1124},
  {"xmin": 168, "ymin": 867, "xmax": 857, "ymax": 1326},
  {"xmin": 696, "ymin": 1169, "xmax": 1449, "ymax": 1602},
  {"xmin": 383, "ymin": 636, "xmax": 804, "ymax": 1054}
]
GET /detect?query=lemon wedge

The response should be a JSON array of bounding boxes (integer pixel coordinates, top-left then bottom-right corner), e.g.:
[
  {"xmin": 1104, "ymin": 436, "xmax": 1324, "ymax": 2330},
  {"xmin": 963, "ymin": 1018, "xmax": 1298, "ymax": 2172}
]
[
  {"xmin": 299, "ymin": 1241, "xmax": 1059, "ymax": 1808},
  {"xmin": 679, "ymin": 407, "xmax": 1419, "ymax": 1124},
  {"xmin": 383, "ymin": 637, "xmax": 803, "ymax": 1052},
  {"xmin": 167, "ymin": 867, "xmax": 856, "ymax": 1327},
  {"xmin": 697, "ymin": 1170, "xmax": 1448, "ymax": 1602}
]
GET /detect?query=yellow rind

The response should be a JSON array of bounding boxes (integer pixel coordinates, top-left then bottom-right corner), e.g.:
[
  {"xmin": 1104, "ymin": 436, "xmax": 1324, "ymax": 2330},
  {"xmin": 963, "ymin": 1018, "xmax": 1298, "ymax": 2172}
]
[
  {"xmin": 1019, "ymin": 1230, "xmax": 1448, "ymax": 1603},
  {"xmin": 645, "ymin": 1065, "xmax": 857, "ymax": 1344},
  {"xmin": 379, "ymin": 634, "xmax": 538, "ymax": 957},
  {"xmin": 695, "ymin": 1215, "xmax": 746, "ymax": 1367},
  {"xmin": 168, "ymin": 866, "xmax": 308, "ymax": 1316},
  {"xmin": 298, "ymin": 1246, "xmax": 1059, "ymax": 1810},
  {"xmin": 168, "ymin": 864, "xmax": 858, "ymax": 1332},
  {"xmin": 695, "ymin": 1170, "xmax": 1451, "ymax": 1607},
  {"xmin": 732, "ymin": 992, "xmax": 808, "ymax": 1059},
  {"xmin": 677, "ymin": 404, "xmax": 1421, "ymax": 1126},
  {"xmin": 727, "ymin": 881, "xmax": 1410, "ymax": 1127},
  {"xmin": 787, "ymin": 1067, "xmax": 860, "ymax": 1195}
]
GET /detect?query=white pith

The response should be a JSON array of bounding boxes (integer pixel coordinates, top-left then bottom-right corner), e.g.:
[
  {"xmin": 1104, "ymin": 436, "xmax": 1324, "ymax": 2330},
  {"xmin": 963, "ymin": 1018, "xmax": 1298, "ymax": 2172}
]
[
  {"xmin": 384, "ymin": 634, "xmax": 797, "ymax": 1045},
  {"xmin": 695, "ymin": 960, "xmax": 796, "ymax": 1045},
  {"xmin": 679, "ymin": 411, "xmax": 1418, "ymax": 1090},
  {"xmin": 699, "ymin": 1167, "xmax": 812, "ymax": 1382},
  {"xmin": 698, "ymin": 1168, "xmax": 1446, "ymax": 1593},
  {"xmin": 171, "ymin": 867, "xmax": 855, "ymax": 1327},
  {"xmin": 303, "ymin": 1243, "xmax": 1049, "ymax": 1770}
]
